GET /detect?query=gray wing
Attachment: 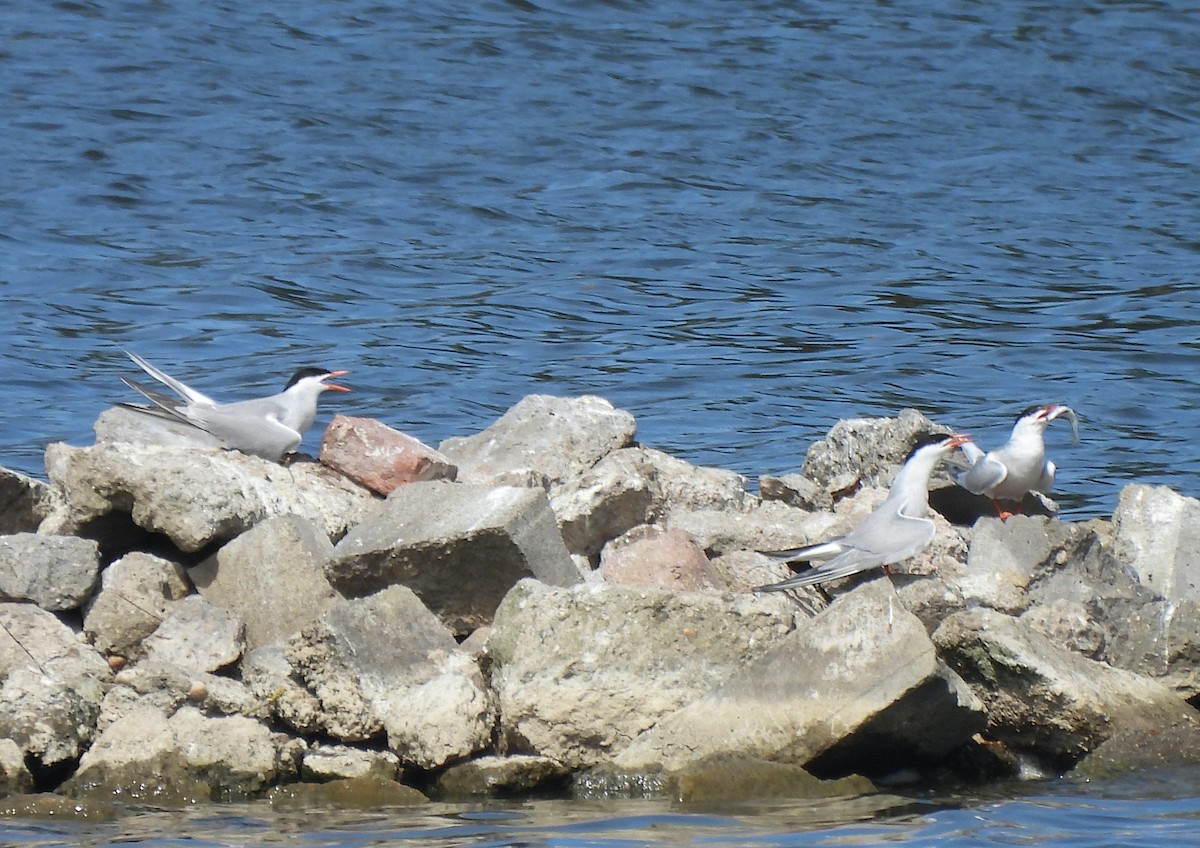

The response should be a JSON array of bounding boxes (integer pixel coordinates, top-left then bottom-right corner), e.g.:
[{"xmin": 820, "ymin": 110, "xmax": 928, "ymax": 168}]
[
  {"xmin": 755, "ymin": 511, "xmax": 934, "ymax": 591},
  {"xmin": 183, "ymin": 403, "xmax": 301, "ymax": 460},
  {"xmin": 956, "ymin": 452, "xmax": 1008, "ymax": 495},
  {"xmin": 760, "ymin": 539, "xmax": 845, "ymax": 564}
]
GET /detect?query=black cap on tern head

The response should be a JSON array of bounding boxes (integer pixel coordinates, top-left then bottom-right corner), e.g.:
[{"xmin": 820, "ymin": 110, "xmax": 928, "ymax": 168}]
[
  {"xmin": 286, "ymin": 367, "xmax": 332, "ymax": 389},
  {"xmin": 1015, "ymin": 404, "xmax": 1045, "ymax": 423},
  {"xmin": 905, "ymin": 431, "xmax": 950, "ymax": 462}
]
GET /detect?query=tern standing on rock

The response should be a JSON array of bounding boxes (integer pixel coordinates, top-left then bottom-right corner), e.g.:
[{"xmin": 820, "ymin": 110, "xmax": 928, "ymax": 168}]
[
  {"xmin": 754, "ymin": 432, "xmax": 974, "ymax": 592},
  {"xmin": 120, "ymin": 351, "xmax": 350, "ymax": 461},
  {"xmin": 955, "ymin": 403, "xmax": 1079, "ymax": 519}
]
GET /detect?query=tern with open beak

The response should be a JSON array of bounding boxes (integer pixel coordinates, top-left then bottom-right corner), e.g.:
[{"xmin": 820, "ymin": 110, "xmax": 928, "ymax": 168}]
[
  {"xmin": 120, "ymin": 351, "xmax": 350, "ymax": 461},
  {"xmin": 754, "ymin": 432, "xmax": 973, "ymax": 592},
  {"xmin": 956, "ymin": 403, "xmax": 1079, "ymax": 519}
]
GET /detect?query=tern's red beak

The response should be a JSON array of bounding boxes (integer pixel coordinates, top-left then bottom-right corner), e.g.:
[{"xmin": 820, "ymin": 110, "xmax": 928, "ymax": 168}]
[{"xmin": 946, "ymin": 433, "xmax": 973, "ymax": 449}]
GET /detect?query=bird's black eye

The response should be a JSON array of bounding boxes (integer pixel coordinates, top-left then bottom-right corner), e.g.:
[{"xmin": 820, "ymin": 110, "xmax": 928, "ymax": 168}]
[{"xmin": 286, "ymin": 367, "xmax": 328, "ymax": 389}]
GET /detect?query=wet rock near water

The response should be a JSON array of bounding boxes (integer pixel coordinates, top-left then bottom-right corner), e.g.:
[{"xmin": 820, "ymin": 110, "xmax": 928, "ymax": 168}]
[{"xmin": 0, "ymin": 398, "xmax": 1198, "ymax": 812}]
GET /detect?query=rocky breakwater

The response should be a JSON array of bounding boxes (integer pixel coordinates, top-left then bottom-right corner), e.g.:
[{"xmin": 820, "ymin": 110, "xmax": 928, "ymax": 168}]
[{"xmin": 0, "ymin": 398, "xmax": 1198, "ymax": 814}]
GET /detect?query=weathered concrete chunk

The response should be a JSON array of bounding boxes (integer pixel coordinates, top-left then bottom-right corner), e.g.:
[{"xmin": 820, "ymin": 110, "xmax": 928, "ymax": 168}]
[
  {"xmin": 758, "ymin": 472, "xmax": 825, "ymax": 511},
  {"xmin": 486, "ymin": 580, "xmax": 798, "ymax": 769},
  {"xmin": 268, "ymin": 776, "xmax": 427, "ymax": 809},
  {"xmin": 0, "ymin": 603, "xmax": 110, "ymax": 768},
  {"xmin": 242, "ymin": 646, "xmax": 325, "ymax": 735},
  {"xmin": 613, "ymin": 580, "xmax": 986, "ymax": 774},
  {"xmin": 191, "ymin": 515, "xmax": 338, "ymax": 650},
  {"xmin": 70, "ymin": 703, "xmax": 299, "ymax": 802},
  {"xmin": 667, "ymin": 498, "xmax": 842, "ymax": 559},
  {"xmin": 301, "ymin": 743, "xmax": 400, "ymax": 783},
  {"xmin": 84, "ymin": 552, "xmax": 192, "ymax": 657},
  {"xmin": 94, "ymin": 404, "xmax": 223, "ymax": 450},
  {"xmin": 320, "ymin": 415, "xmax": 457, "ymax": 495},
  {"xmin": 666, "ymin": 753, "xmax": 876, "ymax": 803},
  {"xmin": 934, "ymin": 607, "xmax": 1199, "ymax": 768},
  {"xmin": 599, "ymin": 526, "xmax": 720, "ymax": 590},
  {"xmin": 1075, "ymin": 722, "xmax": 1200, "ymax": 780},
  {"xmin": 440, "ymin": 395, "xmax": 636, "ymax": 487},
  {"xmin": 327, "ymin": 482, "xmax": 581, "ymax": 634},
  {"xmin": 142, "ymin": 595, "xmax": 245, "ymax": 674},
  {"xmin": 801, "ymin": 409, "xmax": 953, "ymax": 493},
  {"xmin": 0, "ymin": 467, "xmax": 51, "ymax": 534},
  {"xmin": 551, "ymin": 446, "xmax": 751, "ymax": 559},
  {"xmin": 953, "ymin": 516, "xmax": 1066, "ymax": 614},
  {"xmin": 102, "ymin": 659, "xmax": 259, "ymax": 726},
  {"xmin": 436, "ymin": 754, "xmax": 571, "ymax": 798},
  {"xmin": 281, "ymin": 586, "xmax": 495, "ymax": 768},
  {"xmin": 1111, "ymin": 484, "xmax": 1200, "ymax": 603},
  {"xmin": 41, "ymin": 439, "xmax": 375, "ymax": 553},
  {"xmin": 0, "ymin": 532, "xmax": 100, "ymax": 611},
  {"xmin": 0, "ymin": 737, "xmax": 34, "ymax": 796}
]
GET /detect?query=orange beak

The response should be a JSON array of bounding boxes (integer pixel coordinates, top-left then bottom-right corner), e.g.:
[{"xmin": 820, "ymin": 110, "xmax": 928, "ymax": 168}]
[
  {"xmin": 946, "ymin": 432, "xmax": 973, "ymax": 449},
  {"xmin": 324, "ymin": 370, "xmax": 351, "ymax": 392}
]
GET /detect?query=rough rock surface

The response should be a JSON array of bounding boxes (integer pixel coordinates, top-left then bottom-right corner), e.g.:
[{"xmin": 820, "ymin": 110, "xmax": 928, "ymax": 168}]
[
  {"xmin": 436, "ymin": 754, "xmax": 572, "ymax": 798},
  {"xmin": 0, "ymin": 533, "xmax": 100, "ymax": 611},
  {"xmin": 41, "ymin": 439, "xmax": 375, "ymax": 553},
  {"xmin": 801, "ymin": 408, "xmax": 954, "ymax": 493},
  {"xmin": 613, "ymin": 580, "xmax": 986, "ymax": 774},
  {"xmin": 69, "ymin": 703, "xmax": 299, "ymax": 801},
  {"xmin": 440, "ymin": 394, "xmax": 636, "ymax": 487},
  {"xmin": 268, "ymin": 776, "xmax": 427, "ymax": 809},
  {"xmin": 934, "ymin": 607, "xmax": 1198, "ymax": 768},
  {"xmin": 300, "ymin": 743, "xmax": 401, "ymax": 783},
  {"xmin": 83, "ymin": 551, "xmax": 192, "ymax": 657},
  {"xmin": 327, "ymin": 482, "xmax": 581, "ymax": 634},
  {"xmin": 666, "ymin": 753, "xmax": 876, "ymax": 803},
  {"xmin": 0, "ymin": 738, "xmax": 34, "ymax": 796},
  {"xmin": 94, "ymin": 405, "xmax": 223, "ymax": 451},
  {"xmin": 598, "ymin": 526, "xmax": 720, "ymax": 590},
  {"xmin": 668, "ymin": 499, "xmax": 843, "ymax": 559},
  {"xmin": 0, "ymin": 603, "xmax": 111, "ymax": 768},
  {"xmin": 278, "ymin": 586, "xmax": 495, "ymax": 768},
  {"xmin": 191, "ymin": 515, "xmax": 338, "ymax": 650},
  {"xmin": 101, "ymin": 659, "xmax": 258, "ymax": 727},
  {"xmin": 320, "ymin": 415, "xmax": 457, "ymax": 495},
  {"xmin": 486, "ymin": 579, "xmax": 798, "ymax": 768},
  {"xmin": 1111, "ymin": 484, "xmax": 1200, "ymax": 603},
  {"xmin": 141, "ymin": 595, "xmax": 245, "ymax": 674},
  {"xmin": 0, "ymin": 468, "xmax": 50, "ymax": 534},
  {"xmin": 551, "ymin": 446, "xmax": 750, "ymax": 559}
]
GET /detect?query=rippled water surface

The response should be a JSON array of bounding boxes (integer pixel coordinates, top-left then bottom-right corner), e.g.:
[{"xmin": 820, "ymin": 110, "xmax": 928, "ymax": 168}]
[
  {"xmin": 4, "ymin": 0, "xmax": 1200, "ymax": 839},
  {"xmin": 5, "ymin": 772, "xmax": 1200, "ymax": 847},
  {"xmin": 5, "ymin": 0, "xmax": 1200, "ymax": 519}
]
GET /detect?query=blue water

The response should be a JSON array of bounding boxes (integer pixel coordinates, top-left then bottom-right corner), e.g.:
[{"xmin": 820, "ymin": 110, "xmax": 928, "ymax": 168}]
[
  {"xmin": 3, "ymin": 0, "xmax": 1200, "ymax": 839},
  {"xmin": 4, "ymin": 772, "xmax": 1200, "ymax": 847}
]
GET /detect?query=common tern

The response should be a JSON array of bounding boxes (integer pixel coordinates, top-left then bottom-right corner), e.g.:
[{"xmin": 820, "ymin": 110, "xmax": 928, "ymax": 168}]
[
  {"xmin": 754, "ymin": 432, "xmax": 973, "ymax": 592},
  {"xmin": 955, "ymin": 404, "xmax": 1079, "ymax": 519},
  {"xmin": 120, "ymin": 351, "xmax": 350, "ymax": 461}
]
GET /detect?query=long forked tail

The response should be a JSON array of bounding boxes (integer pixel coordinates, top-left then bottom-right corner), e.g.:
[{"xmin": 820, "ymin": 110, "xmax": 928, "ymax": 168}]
[
  {"xmin": 759, "ymin": 539, "xmax": 843, "ymax": 564},
  {"xmin": 119, "ymin": 375, "xmax": 191, "ymax": 421},
  {"xmin": 125, "ymin": 351, "xmax": 213, "ymax": 406}
]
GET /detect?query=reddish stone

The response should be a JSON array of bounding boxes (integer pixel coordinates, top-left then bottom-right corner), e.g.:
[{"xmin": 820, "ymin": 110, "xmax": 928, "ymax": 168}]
[
  {"xmin": 320, "ymin": 415, "xmax": 457, "ymax": 496},
  {"xmin": 599, "ymin": 526, "xmax": 720, "ymax": 591}
]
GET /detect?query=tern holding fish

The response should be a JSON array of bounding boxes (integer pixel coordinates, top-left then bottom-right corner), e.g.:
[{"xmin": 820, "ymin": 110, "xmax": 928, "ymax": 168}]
[{"xmin": 956, "ymin": 403, "xmax": 1079, "ymax": 519}]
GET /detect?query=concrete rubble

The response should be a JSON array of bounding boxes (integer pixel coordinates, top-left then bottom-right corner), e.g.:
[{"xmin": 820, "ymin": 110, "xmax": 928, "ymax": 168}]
[{"xmin": 0, "ymin": 397, "xmax": 1194, "ymax": 812}]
